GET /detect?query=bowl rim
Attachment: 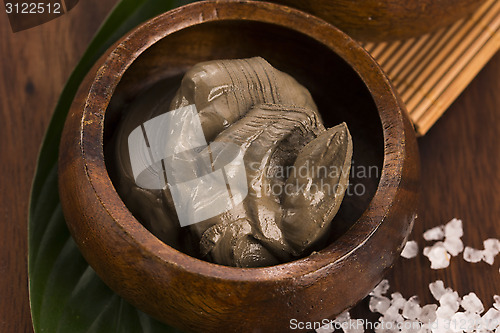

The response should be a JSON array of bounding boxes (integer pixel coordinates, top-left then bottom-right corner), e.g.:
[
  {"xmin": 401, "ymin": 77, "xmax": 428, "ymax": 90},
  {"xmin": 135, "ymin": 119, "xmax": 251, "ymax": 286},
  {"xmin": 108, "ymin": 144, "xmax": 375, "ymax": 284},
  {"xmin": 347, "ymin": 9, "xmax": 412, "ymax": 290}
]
[{"xmin": 79, "ymin": 0, "xmax": 408, "ymax": 281}]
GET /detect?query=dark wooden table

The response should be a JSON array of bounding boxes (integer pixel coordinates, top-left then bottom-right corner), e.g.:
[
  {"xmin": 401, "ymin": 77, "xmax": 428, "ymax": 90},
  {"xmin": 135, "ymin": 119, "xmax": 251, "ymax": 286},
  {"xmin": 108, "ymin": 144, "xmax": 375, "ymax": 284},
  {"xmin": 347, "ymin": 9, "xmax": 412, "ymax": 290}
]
[{"xmin": 0, "ymin": 1, "xmax": 498, "ymax": 332}]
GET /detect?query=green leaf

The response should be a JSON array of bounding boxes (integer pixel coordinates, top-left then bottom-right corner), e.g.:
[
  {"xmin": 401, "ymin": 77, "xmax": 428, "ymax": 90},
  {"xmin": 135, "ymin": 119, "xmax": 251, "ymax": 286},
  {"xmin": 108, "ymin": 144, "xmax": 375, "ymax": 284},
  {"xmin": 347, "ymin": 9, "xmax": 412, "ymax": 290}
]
[{"xmin": 28, "ymin": 1, "xmax": 195, "ymax": 332}]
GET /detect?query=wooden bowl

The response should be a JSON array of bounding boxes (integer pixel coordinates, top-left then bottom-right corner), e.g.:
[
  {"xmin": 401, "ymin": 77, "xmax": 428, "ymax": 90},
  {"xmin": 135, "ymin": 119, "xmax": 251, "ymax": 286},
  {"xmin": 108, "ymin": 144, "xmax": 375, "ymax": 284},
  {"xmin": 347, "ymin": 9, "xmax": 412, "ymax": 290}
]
[
  {"xmin": 266, "ymin": 0, "xmax": 485, "ymax": 41},
  {"xmin": 58, "ymin": 1, "xmax": 419, "ymax": 332}
]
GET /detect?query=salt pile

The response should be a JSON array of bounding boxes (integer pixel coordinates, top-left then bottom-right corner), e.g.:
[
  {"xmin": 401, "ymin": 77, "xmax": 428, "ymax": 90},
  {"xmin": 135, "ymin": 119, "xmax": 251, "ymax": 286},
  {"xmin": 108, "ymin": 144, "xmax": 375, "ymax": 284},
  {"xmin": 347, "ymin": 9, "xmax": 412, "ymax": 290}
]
[
  {"xmin": 367, "ymin": 280, "xmax": 498, "ymax": 333},
  {"xmin": 321, "ymin": 218, "xmax": 500, "ymax": 333},
  {"xmin": 423, "ymin": 219, "xmax": 464, "ymax": 269},
  {"xmin": 324, "ymin": 281, "xmax": 500, "ymax": 333}
]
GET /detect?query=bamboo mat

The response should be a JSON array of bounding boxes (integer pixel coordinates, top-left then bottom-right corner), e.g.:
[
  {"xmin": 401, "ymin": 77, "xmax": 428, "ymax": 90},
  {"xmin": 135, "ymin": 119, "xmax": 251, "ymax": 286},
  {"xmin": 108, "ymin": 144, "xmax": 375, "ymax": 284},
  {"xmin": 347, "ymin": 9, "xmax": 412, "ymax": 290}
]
[{"xmin": 361, "ymin": 0, "xmax": 500, "ymax": 136}]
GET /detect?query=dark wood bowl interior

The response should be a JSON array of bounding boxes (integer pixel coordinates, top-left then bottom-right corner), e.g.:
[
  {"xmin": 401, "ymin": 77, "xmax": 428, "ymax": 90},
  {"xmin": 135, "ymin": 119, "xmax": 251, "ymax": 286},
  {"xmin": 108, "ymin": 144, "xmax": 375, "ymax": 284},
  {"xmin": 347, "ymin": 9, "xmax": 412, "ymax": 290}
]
[
  {"xmin": 59, "ymin": 2, "xmax": 419, "ymax": 332},
  {"xmin": 104, "ymin": 20, "xmax": 385, "ymax": 246}
]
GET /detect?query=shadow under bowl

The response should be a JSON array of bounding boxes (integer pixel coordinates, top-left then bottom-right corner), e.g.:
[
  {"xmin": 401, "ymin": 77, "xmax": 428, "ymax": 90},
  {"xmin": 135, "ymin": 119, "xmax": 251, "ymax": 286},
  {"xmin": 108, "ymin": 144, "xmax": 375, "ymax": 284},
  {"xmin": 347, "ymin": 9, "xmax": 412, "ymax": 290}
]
[{"xmin": 58, "ymin": 1, "xmax": 420, "ymax": 332}]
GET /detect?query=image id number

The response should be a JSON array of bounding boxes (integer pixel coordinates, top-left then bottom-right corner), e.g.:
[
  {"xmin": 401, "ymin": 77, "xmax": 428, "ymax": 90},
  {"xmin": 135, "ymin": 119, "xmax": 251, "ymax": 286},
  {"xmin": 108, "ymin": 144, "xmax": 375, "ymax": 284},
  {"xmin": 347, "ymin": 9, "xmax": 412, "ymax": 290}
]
[{"xmin": 5, "ymin": 2, "xmax": 62, "ymax": 14}]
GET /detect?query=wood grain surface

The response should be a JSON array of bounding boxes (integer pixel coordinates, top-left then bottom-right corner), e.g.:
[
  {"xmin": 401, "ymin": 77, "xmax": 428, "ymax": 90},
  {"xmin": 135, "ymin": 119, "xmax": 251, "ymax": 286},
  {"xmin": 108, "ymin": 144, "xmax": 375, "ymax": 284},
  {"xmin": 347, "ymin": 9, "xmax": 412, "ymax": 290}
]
[
  {"xmin": 0, "ymin": 1, "xmax": 117, "ymax": 332},
  {"xmin": 0, "ymin": 0, "xmax": 498, "ymax": 332},
  {"xmin": 268, "ymin": 0, "xmax": 484, "ymax": 41}
]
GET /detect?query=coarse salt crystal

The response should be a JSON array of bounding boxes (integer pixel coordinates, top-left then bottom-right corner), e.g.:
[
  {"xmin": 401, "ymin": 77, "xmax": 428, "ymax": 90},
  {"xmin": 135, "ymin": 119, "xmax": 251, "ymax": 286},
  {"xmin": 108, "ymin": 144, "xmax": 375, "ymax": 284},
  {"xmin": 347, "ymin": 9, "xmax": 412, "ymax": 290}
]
[
  {"xmin": 424, "ymin": 226, "xmax": 445, "ymax": 241},
  {"xmin": 334, "ymin": 311, "xmax": 351, "ymax": 324},
  {"xmin": 483, "ymin": 239, "xmax": 500, "ymax": 255},
  {"xmin": 392, "ymin": 292, "xmax": 404, "ymax": 300},
  {"xmin": 482, "ymin": 239, "xmax": 500, "ymax": 265},
  {"xmin": 419, "ymin": 304, "xmax": 438, "ymax": 324},
  {"xmin": 444, "ymin": 219, "xmax": 464, "ymax": 240},
  {"xmin": 440, "ymin": 291, "xmax": 461, "ymax": 313},
  {"xmin": 371, "ymin": 279, "xmax": 390, "ymax": 296},
  {"xmin": 463, "ymin": 312, "xmax": 482, "ymax": 332},
  {"xmin": 451, "ymin": 312, "xmax": 469, "ymax": 332},
  {"xmin": 481, "ymin": 308, "xmax": 500, "ymax": 330},
  {"xmin": 403, "ymin": 296, "xmax": 422, "ymax": 320},
  {"xmin": 436, "ymin": 305, "xmax": 456, "ymax": 320},
  {"xmin": 483, "ymin": 251, "xmax": 496, "ymax": 265},
  {"xmin": 392, "ymin": 292, "xmax": 408, "ymax": 311},
  {"xmin": 429, "ymin": 280, "xmax": 449, "ymax": 302},
  {"xmin": 402, "ymin": 240, "xmax": 419, "ymax": 259},
  {"xmin": 370, "ymin": 295, "xmax": 391, "ymax": 314},
  {"xmin": 461, "ymin": 292, "xmax": 484, "ymax": 314},
  {"xmin": 463, "ymin": 247, "xmax": 483, "ymax": 263},
  {"xmin": 424, "ymin": 243, "xmax": 451, "ymax": 269},
  {"xmin": 444, "ymin": 237, "xmax": 464, "ymax": 257},
  {"xmin": 493, "ymin": 295, "xmax": 500, "ymax": 311},
  {"xmin": 383, "ymin": 305, "xmax": 404, "ymax": 323}
]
